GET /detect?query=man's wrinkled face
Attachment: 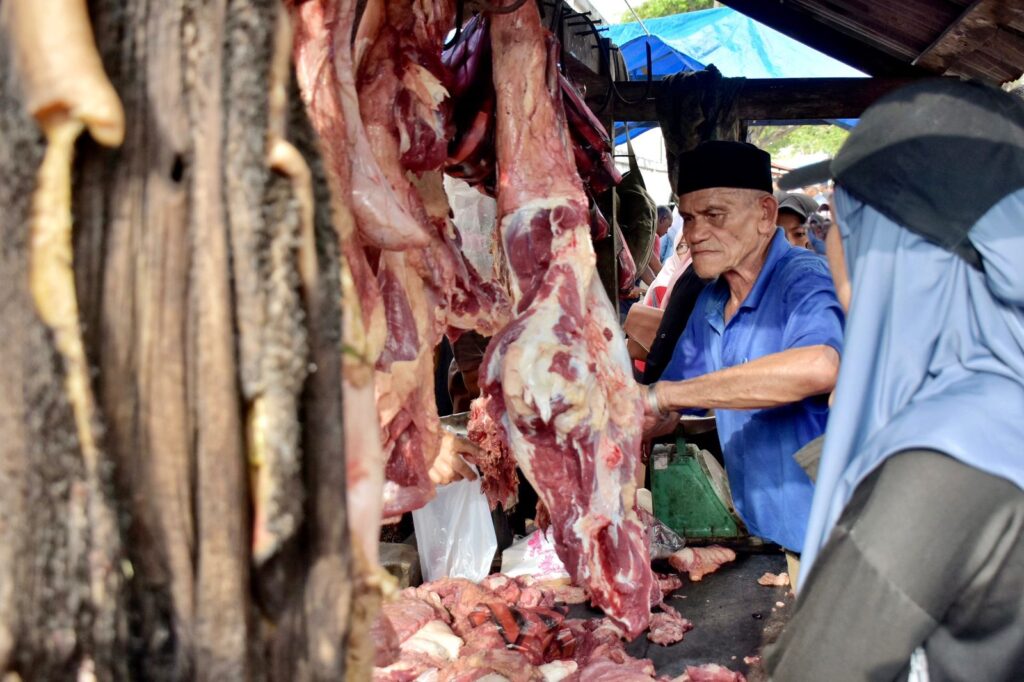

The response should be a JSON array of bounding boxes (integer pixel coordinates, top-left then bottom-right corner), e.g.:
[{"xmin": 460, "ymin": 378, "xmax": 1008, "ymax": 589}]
[
  {"xmin": 778, "ymin": 211, "xmax": 811, "ymax": 249},
  {"xmin": 679, "ymin": 188, "xmax": 778, "ymax": 279}
]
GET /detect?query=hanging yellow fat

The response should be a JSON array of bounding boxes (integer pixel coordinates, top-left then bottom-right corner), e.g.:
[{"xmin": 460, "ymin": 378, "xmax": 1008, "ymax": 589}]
[
  {"xmin": 3, "ymin": 0, "xmax": 125, "ymax": 147},
  {"xmin": 6, "ymin": 0, "xmax": 126, "ymax": 478},
  {"xmin": 30, "ymin": 115, "xmax": 97, "ymax": 462}
]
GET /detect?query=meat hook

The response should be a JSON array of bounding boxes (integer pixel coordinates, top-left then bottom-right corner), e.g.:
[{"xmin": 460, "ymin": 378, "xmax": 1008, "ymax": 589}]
[
  {"xmin": 609, "ymin": 39, "xmax": 653, "ymax": 106},
  {"xmin": 443, "ymin": 0, "xmax": 466, "ymax": 49}
]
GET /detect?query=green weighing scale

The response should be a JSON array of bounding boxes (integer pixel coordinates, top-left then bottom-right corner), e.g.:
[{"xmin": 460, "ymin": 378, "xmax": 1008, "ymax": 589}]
[{"xmin": 650, "ymin": 430, "xmax": 747, "ymax": 542}]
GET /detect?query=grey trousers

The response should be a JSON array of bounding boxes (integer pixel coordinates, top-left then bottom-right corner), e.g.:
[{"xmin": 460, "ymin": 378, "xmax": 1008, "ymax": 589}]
[{"xmin": 764, "ymin": 450, "xmax": 1024, "ymax": 682}]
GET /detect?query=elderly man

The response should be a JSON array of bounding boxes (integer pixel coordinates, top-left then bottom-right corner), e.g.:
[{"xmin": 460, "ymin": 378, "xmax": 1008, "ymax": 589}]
[{"xmin": 644, "ymin": 141, "xmax": 844, "ymax": 573}]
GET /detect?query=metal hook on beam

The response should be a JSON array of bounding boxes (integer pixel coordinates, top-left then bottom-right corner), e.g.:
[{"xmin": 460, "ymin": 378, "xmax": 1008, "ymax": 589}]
[{"xmin": 609, "ymin": 39, "xmax": 653, "ymax": 106}]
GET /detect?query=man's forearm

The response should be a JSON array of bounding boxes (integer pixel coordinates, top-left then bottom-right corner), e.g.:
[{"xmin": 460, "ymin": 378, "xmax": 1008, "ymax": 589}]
[
  {"xmin": 640, "ymin": 265, "xmax": 656, "ymax": 285},
  {"xmin": 655, "ymin": 345, "xmax": 839, "ymax": 411},
  {"xmin": 649, "ymin": 250, "xmax": 663, "ymax": 275}
]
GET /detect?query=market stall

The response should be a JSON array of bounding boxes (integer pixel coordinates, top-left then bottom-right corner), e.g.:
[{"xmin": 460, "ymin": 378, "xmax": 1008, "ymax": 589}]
[{"xmin": 1, "ymin": 0, "xmax": 1022, "ymax": 679}]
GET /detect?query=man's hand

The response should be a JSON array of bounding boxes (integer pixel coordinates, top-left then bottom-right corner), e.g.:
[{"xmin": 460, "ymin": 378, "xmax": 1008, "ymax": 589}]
[
  {"xmin": 429, "ymin": 431, "xmax": 481, "ymax": 486},
  {"xmin": 641, "ymin": 382, "xmax": 680, "ymax": 438}
]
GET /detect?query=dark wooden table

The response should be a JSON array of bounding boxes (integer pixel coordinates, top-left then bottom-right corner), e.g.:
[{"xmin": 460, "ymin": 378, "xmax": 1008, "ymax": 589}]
[{"xmin": 568, "ymin": 552, "xmax": 792, "ymax": 679}]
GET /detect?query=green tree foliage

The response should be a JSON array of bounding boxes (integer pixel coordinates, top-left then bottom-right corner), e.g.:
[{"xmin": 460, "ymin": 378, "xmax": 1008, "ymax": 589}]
[
  {"xmin": 621, "ymin": 0, "xmax": 715, "ymax": 22},
  {"xmin": 747, "ymin": 124, "xmax": 850, "ymax": 157}
]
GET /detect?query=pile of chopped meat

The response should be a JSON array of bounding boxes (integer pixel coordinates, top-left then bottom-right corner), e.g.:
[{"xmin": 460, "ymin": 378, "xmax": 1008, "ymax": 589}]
[{"xmin": 371, "ymin": 573, "xmax": 738, "ymax": 681}]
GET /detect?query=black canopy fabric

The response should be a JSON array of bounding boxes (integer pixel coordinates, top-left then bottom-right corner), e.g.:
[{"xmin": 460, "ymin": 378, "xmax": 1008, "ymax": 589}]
[
  {"xmin": 782, "ymin": 79, "xmax": 1024, "ymax": 269},
  {"xmin": 655, "ymin": 65, "xmax": 745, "ymax": 195}
]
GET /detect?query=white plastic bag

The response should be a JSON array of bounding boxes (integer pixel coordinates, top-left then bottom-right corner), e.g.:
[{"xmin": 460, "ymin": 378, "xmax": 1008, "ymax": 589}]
[
  {"xmin": 444, "ymin": 175, "xmax": 498, "ymax": 277},
  {"xmin": 499, "ymin": 528, "xmax": 569, "ymax": 582},
  {"xmin": 412, "ymin": 469, "xmax": 497, "ymax": 583}
]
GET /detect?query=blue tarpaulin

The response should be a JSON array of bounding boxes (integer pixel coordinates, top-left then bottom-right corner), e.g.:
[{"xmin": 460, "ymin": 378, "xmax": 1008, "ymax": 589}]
[{"xmin": 603, "ymin": 7, "xmax": 864, "ymax": 145}]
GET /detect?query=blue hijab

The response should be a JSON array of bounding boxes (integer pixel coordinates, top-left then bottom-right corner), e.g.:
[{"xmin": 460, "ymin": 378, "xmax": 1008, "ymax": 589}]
[{"xmin": 801, "ymin": 186, "xmax": 1024, "ymax": 576}]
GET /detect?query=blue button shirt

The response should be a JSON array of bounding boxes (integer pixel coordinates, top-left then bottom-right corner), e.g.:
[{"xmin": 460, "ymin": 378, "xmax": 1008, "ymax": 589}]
[{"xmin": 662, "ymin": 229, "xmax": 844, "ymax": 551}]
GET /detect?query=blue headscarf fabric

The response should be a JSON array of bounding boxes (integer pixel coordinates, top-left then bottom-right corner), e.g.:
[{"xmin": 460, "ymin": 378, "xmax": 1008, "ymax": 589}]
[{"xmin": 800, "ymin": 186, "xmax": 1024, "ymax": 576}]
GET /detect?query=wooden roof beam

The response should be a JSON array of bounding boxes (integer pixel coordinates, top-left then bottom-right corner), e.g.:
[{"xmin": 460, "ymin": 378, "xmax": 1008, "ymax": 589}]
[
  {"xmin": 716, "ymin": 0, "xmax": 930, "ymax": 78},
  {"xmin": 596, "ymin": 77, "xmax": 922, "ymax": 122},
  {"xmin": 913, "ymin": 0, "xmax": 1024, "ymax": 75}
]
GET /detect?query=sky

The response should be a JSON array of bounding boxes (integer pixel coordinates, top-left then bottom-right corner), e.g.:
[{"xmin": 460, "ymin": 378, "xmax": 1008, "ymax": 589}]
[{"xmin": 585, "ymin": 0, "xmax": 633, "ymax": 25}]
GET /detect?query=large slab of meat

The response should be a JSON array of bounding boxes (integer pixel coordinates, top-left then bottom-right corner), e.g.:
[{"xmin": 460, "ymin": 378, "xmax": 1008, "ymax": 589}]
[
  {"xmin": 469, "ymin": 0, "xmax": 657, "ymax": 638},
  {"xmin": 290, "ymin": 0, "xmax": 512, "ymax": 672},
  {"xmin": 354, "ymin": 0, "xmax": 511, "ymax": 519}
]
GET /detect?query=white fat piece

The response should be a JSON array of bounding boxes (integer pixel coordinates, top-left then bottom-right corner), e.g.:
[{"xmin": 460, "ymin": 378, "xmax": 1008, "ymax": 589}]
[
  {"xmin": 399, "ymin": 620, "xmax": 463, "ymax": 663},
  {"xmin": 539, "ymin": 661, "xmax": 578, "ymax": 682},
  {"xmin": 413, "ymin": 671, "xmax": 440, "ymax": 682}
]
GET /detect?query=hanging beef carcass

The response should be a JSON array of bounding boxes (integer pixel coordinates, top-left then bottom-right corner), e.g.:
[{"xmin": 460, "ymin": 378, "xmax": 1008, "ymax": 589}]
[
  {"xmin": 355, "ymin": 0, "xmax": 510, "ymax": 519},
  {"xmin": 471, "ymin": 0, "xmax": 659, "ymax": 638}
]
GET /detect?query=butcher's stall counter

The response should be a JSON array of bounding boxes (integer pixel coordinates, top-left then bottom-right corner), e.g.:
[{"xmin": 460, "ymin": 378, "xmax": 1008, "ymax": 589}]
[{"xmin": 574, "ymin": 553, "xmax": 790, "ymax": 679}]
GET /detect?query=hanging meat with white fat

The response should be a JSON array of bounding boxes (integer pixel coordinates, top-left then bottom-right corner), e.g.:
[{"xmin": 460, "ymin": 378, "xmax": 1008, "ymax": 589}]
[
  {"xmin": 355, "ymin": 0, "xmax": 511, "ymax": 519},
  {"xmin": 471, "ymin": 0, "xmax": 659, "ymax": 638}
]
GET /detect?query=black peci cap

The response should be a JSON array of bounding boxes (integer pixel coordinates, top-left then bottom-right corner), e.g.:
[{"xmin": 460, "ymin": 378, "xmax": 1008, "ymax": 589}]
[{"xmin": 676, "ymin": 141, "xmax": 774, "ymax": 196}]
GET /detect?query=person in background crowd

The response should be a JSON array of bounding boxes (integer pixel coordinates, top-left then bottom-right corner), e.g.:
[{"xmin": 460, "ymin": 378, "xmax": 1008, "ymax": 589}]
[
  {"xmin": 622, "ymin": 205, "xmax": 674, "ymax": 319},
  {"xmin": 644, "ymin": 223, "xmax": 689, "ymax": 309},
  {"xmin": 651, "ymin": 205, "xmax": 672, "ymax": 268},
  {"xmin": 776, "ymin": 191, "xmax": 823, "ymax": 253},
  {"xmin": 659, "ymin": 204, "xmax": 681, "ymax": 264},
  {"xmin": 807, "ymin": 212, "xmax": 829, "ymax": 252},
  {"xmin": 766, "ymin": 78, "xmax": 1024, "ymax": 681},
  {"xmin": 806, "ymin": 213, "xmax": 828, "ymax": 253},
  {"xmin": 642, "ymin": 141, "xmax": 844, "ymax": 582}
]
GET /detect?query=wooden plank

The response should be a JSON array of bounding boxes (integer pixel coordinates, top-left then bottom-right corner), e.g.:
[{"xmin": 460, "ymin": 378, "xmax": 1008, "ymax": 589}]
[
  {"xmin": 593, "ymin": 77, "xmax": 922, "ymax": 122},
  {"xmin": 785, "ymin": 0, "xmax": 957, "ymax": 60},
  {"xmin": 716, "ymin": 0, "xmax": 930, "ymax": 77},
  {"xmin": 914, "ymin": 0, "xmax": 997, "ymax": 71},
  {"xmin": 913, "ymin": 0, "xmax": 1024, "ymax": 74}
]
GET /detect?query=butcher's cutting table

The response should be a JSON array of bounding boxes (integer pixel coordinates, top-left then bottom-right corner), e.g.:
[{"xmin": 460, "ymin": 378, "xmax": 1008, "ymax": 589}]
[{"xmin": 568, "ymin": 552, "xmax": 791, "ymax": 679}]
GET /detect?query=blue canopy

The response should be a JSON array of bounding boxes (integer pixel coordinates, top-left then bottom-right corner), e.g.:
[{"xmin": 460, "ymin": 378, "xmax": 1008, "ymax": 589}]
[{"xmin": 604, "ymin": 7, "xmax": 864, "ymax": 145}]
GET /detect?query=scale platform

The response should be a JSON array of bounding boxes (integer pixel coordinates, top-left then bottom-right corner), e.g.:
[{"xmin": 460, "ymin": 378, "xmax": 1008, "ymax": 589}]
[{"xmin": 651, "ymin": 438, "xmax": 748, "ymax": 543}]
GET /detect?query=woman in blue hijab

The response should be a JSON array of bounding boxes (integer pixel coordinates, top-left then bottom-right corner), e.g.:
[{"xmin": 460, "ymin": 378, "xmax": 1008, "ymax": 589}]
[{"xmin": 765, "ymin": 80, "xmax": 1024, "ymax": 680}]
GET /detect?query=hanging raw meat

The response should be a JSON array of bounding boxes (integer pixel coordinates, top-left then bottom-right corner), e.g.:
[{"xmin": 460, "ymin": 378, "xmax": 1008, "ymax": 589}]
[
  {"xmin": 442, "ymin": 15, "xmax": 621, "ymax": 201},
  {"xmin": 290, "ymin": 0, "xmax": 396, "ymax": 675},
  {"xmin": 472, "ymin": 0, "xmax": 658, "ymax": 638},
  {"xmin": 355, "ymin": 0, "xmax": 511, "ymax": 518}
]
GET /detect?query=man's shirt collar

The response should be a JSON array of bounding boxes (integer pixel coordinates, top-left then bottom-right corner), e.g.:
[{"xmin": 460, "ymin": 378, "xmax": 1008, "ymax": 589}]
[{"xmin": 704, "ymin": 228, "xmax": 792, "ymax": 332}]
